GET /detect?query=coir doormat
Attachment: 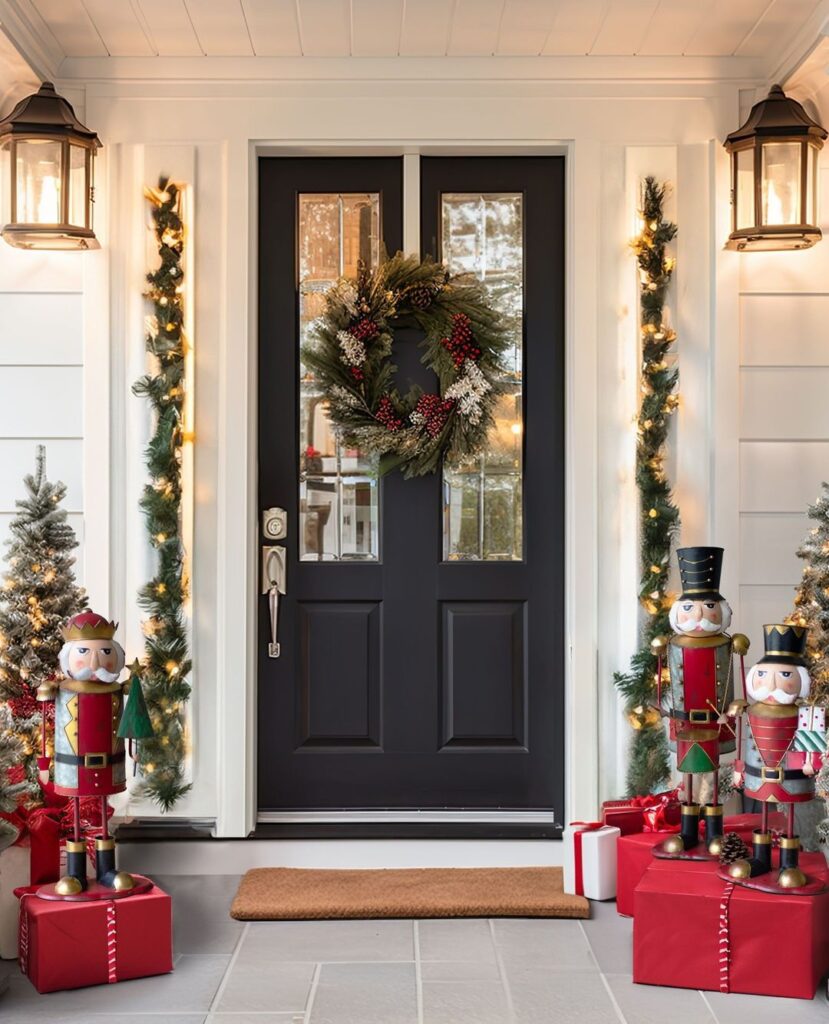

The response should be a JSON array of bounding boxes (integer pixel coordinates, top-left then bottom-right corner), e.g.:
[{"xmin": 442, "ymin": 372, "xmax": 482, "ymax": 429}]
[{"xmin": 230, "ymin": 866, "xmax": 589, "ymax": 920}]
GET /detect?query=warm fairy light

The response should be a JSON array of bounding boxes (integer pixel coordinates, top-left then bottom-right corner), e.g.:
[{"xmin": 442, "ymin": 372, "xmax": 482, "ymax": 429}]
[
  {"xmin": 156, "ymin": 583, "xmax": 166, "ymax": 595},
  {"xmin": 648, "ymin": 508, "xmax": 658, "ymax": 518},
  {"xmin": 165, "ymin": 660, "xmax": 179, "ymax": 676},
  {"xmin": 155, "ymin": 533, "xmax": 167, "ymax": 544}
]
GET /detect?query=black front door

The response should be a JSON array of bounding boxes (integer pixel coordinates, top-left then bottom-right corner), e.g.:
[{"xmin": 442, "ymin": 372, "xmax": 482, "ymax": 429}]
[{"xmin": 258, "ymin": 155, "xmax": 564, "ymax": 821}]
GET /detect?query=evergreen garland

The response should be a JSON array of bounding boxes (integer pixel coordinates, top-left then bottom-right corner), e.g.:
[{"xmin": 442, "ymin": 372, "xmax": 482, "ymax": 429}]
[
  {"xmin": 613, "ymin": 178, "xmax": 680, "ymax": 797},
  {"xmin": 302, "ymin": 252, "xmax": 506, "ymax": 478},
  {"xmin": 0, "ymin": 446, "xmax": 86, "ymax": 802},
  {"xmin": 791, "ymin": 483, "xmax": 829, "ymax": 704},
  {"xmin": 132, "ymin": 178, "xmax": 192, "ymax": 811}
]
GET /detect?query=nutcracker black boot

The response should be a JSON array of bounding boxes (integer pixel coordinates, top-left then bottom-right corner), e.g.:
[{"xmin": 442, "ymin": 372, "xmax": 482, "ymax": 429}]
[
  {"xmin": 777, "ymin": 836, "xmax": 807, "ymax": 888},
  {"xmin": 663, "ymin": 803, "xmax": 701, "ymax": 854},
  {"xmin": 703, "ymin": 804, "xmax": 724, "ymax": 855},
  {"xmin": 749, "ymin": 830, "xmax": 772, "ymax": 876},
  {"xmin": 55, "ymin": 840, "xmax": 88, "ymax": 895},
  {"xmin": 96, "ymin": 838, "xmax": 136, "ymax": 892}
]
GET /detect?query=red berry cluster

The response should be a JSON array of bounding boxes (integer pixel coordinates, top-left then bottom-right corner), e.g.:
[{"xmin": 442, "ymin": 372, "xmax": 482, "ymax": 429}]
[
  {"xmin": 350, "ymin": 366, "xmax": 364, "ymax": 382},
  {"xmin": 440, "ymin": 313, "xmax": 480, "ymax": 368},
  {"xmin": 416, "ymin": 394, "xmax": 455, "ymax": 437},
  {"xmin": 375, "ymin": 396, "xmax": 402, "ymax": 431},
  {"xmin": 7, "ymin": 692, "xmax": 40, "ymax": 719},
  {"xmin": 350, "ymin": 317, "xmax": 380, "ymax": 342}
]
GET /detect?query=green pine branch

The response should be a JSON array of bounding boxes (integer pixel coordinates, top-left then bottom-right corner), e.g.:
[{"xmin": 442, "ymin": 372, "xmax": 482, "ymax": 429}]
[
  {"xmin": 132, "ymin": 177, "xmax": 192, "ymax": 811},
  {"xmin": 613, "ymin": 177, "xmax": 680, "ymax": 797}
]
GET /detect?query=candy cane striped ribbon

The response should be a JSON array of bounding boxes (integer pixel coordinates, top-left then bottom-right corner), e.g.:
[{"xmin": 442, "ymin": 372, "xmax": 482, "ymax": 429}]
[
  {"xmin": 17, "ymin": 893, "xmax": 32, "ymax": 977},
  {"xmin": 718, "ymin": 881, "xmax": 736, "ymax": 993},
  {"xmin": 106, "ymin": 900, "xmax": 118, "ymax": 983}
]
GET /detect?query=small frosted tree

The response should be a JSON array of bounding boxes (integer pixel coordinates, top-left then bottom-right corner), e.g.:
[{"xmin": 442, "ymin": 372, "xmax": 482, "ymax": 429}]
[
  {"xmin": 0, "ymin": 446, "xmax": 86, "ymax": 796},
  {"xmin": 791, "ymin": 482, "xmax": 829, "ymax": 704}
]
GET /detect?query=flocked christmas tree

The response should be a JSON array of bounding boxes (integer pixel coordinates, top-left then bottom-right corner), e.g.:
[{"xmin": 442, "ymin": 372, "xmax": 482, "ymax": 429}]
[
  {"xmin": 790, "ymin": 482, "xmax": 829, "ymax": 704},
  {"xmin": 0, "ymin": 446, "xmax": 86, "ymax": 799}
]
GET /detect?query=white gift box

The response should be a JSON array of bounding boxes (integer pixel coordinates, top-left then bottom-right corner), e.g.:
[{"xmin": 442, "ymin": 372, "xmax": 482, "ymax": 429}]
[
  {"xmin": 0, "ymin": 845, "xmax": 29, "ymax": 959},
  {"xmin": 563, "ymin": 823, "xmax": 620, "ymax": 901}
]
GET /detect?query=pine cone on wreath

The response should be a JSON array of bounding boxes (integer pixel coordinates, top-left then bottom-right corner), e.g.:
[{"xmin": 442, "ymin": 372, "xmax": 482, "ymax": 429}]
[
  {"xmin": 718, "ymin": 832, "xmax": 750, "ymax": 865},
  {"xmin": 408, "ymin": 283, "xmax": 437, "ymax": 310}
]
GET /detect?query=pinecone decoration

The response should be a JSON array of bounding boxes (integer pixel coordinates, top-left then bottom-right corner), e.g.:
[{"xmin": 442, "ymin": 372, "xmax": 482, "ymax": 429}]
[
  {"xmin": 718, "ymin": 832, "xmax": 750, "ymax": 865},
  {"xmin": 408, "ymin": 283, "xmax": 436, "ymax": 310}
]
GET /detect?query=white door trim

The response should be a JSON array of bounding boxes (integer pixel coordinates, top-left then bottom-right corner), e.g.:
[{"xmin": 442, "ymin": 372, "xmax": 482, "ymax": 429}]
[{"xmin": 214, "ymin": 139, "xmax": 599, "ymax": 836}]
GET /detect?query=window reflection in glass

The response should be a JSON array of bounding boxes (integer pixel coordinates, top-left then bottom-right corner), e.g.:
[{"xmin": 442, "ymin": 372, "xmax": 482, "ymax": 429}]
[
  {"xmin": 441, "ymin": 194, "xmax": 523, "ymax": 561},
  {"xmin": 298, "ymin": 193, "xmax": 380, "ymax": 560}
]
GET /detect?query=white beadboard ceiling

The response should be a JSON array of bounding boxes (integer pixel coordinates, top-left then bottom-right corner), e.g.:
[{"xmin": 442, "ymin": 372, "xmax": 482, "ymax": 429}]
[{"xmin": 2, "ymin": 0, "xmax": 824, "ymax": 62}]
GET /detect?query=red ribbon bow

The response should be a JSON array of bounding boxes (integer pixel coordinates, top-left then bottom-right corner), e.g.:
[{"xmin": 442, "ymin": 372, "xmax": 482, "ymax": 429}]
[
  {"xmin": 640, "ymin": 788, "xmax": 682, "ymax": 833},
  {"xmin": 0, "ymin": 804, "xmax": 62, "ymax": 885}
]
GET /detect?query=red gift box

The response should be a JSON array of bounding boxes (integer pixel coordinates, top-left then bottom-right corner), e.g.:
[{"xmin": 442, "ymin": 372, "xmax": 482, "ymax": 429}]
[
  {"xmin": 601, "ymin": 791, "xmax": 681, "ymax": 836},
  {"xmin": 616, "ymin": 813, "xmax": 786, "ymax": 917},
  {"xmin": 15, "ymin": 884, "xmax": 173, "ymax": 993},
  {"xmin": 633, "ymin": 854, "xmax": 829, "ymax": 999}
]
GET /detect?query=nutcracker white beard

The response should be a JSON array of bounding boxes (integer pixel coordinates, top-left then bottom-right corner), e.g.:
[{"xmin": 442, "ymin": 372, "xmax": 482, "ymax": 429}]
[
  {"xmin": 58, "ymin": 641, "xmax": 125, "ymax": 683},
  {"xmin": 669, "ymin": 600, "xmax": 732, "ymax": 635},
  {"xmin": 745, "ymin": 665, "xmax": 810, "ymax": 704}
]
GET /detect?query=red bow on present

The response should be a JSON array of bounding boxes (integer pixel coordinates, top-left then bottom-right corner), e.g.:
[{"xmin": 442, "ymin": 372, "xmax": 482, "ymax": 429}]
[
  {"xmin": 0, "ymin": 803, "xmax": 62, "ymax": 885},
  {"xmin": 629, "ymin": 787, "xmax": 681, "ymax": 810},
  {"xmin": 639, "ymin": 788, "xmax": 682, "ymax": 833}
]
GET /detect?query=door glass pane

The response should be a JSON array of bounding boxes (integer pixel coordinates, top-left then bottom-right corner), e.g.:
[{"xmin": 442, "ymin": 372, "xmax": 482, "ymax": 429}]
[
  {"xmin": 441, "ymin": 193, "xmax": 523, "ymax": 561},
  {"xmin": 298, "ymin": 193, "xmax": 381, "ymax": 560}
]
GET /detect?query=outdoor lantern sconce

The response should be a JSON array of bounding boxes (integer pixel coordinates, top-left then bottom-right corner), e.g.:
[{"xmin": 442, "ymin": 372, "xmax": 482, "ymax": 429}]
[
  {"xmin": 0, "ymin": 81, "xmax": 102, "ymax": 251},
  {"xmin": 724, "ymin": 84, "xmax": 827, "ymax": 251}
]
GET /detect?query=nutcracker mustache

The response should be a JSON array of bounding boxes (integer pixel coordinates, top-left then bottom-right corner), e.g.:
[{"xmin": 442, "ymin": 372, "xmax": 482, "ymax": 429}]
[
  {"xmin": 668, "ymin": 600, "xmax": 732, "ymax": 635},
  {"xmin": 63, "ymin": 666, "xmax": 122, "ymax": 683}
]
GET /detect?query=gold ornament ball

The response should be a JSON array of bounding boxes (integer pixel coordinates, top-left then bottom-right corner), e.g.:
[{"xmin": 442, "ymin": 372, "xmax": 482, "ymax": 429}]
[
  {"xmin": 732, "ymin": 633, "xmax": 750, "ymax": 656},
  {"xmin": 55, "ymin": 875, "xmax": 83, "ymax": 896},
  {"xmin": 778, "ymin": 867, "xmax": 807, "ymax": 889},
  {"xmin": 707, "ymin": 837, "xmax": 723, "ymax": 857},
  {"xmin": 727, "ymin": 859, "xmax": 751, "ymax": 880},
  {"xmin": 662, "ymin": 835, "xmax": 684, "ymax": 855},
  {"xmin": 111, "ymin": 871, "xmax": 136, "ymax": 892}
]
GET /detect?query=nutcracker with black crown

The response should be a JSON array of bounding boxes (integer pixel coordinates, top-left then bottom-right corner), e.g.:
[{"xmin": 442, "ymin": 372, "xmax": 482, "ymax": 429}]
[
  {"xmin": 34, "ymin": 611, "xmax": 154, "ymax": 900},
  {"xmin": 652, "ymin": 547, "xmax": 750, "ymax": 860},
  {"xmin": 723, "ymin": 624, "xmax": 827, "ymax": 894}
]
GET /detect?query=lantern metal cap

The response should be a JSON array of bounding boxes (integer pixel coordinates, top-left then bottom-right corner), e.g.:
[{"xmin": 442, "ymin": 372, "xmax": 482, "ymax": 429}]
[
  {"xmin": 725, "ymin": 84, "xmax": 827, "ymax": 149},
  {"xmin": 0, "ymin": 81, "xmax": 101, "ymax": 147}
]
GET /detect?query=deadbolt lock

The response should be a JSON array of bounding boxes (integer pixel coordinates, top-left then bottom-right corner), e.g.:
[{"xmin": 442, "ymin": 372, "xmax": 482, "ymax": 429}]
[{"xmin": 262, "ymin": 507, "xmax": 287, "ymax": 540}]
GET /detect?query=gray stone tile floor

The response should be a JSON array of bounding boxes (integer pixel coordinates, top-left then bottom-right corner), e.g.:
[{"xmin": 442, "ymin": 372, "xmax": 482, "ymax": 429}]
[{"xmin": 0, "ymin": 874, "xmax": 825, "ymax": 1022}]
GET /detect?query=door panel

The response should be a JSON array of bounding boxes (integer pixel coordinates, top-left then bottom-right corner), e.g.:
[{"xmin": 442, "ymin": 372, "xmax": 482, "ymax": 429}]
[{"xmin": 257, "ymin": 155, "xmax": 564, "ymax": 820}]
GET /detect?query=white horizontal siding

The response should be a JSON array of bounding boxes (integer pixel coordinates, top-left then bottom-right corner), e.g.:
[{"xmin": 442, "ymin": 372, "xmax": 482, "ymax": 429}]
[
  {"xmin": 740, "ymin": 367, "xmax": 829, "ymax": 440},
  {"xmin": 0, "ymin": 293, "xmax": 83, "ymax": 364},
  {"xmin": 740, "ymin": 293, "xmax": 829, "ymax": 366},
  {"xmin": 740, "ymin": 441, "xmax": 829, "ymax": 513},
  {"xmin": 735, "ymin": 151, "xmax": 829, "ymax": 652},
  {"xmin": 0, "ymin": 243, "xmax": 84, "ymax": 585},
  {"xmin": 739, "ymin": 584, "xmax": 801, "ymax": 661}
]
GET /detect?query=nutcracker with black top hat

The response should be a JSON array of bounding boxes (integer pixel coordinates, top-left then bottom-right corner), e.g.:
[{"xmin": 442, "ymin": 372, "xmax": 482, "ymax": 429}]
[
  {"xmin": 652, "ymin": 547, "xmax": 750, "ymax": 860},
  {"xmin": 724, "ymin": 624, "xmax": 826, "ymax": 893},
  {"xmin": 34, "ymin": 611, "xmax": 154, "ymax": 900}
]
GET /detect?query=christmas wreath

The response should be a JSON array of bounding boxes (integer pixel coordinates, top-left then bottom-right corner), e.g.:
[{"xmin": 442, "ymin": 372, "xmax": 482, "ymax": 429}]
[{"xmin": 301, "ymin": 252, "xmax": 507, "ymax": 478}]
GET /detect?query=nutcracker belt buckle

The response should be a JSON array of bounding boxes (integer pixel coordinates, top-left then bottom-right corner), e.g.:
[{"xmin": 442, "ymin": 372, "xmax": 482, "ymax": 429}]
[
  {"xmin": 761, "ymin": 766, "xmax": 783, "ymax": 782},
  {"xmin": 689, "ymin": 709, "xmax": 711, "ymax": 724},
  {"xmin": 84, "ymin": 752, "xmax": 107, "ymax": 768}
]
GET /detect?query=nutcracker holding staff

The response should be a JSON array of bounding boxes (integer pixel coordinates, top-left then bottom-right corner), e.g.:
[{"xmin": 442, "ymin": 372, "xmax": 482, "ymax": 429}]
[
  {"xmin": 36, "ymin": 612, "xmax": 154, "ymax": 898},
  {"xmin": 652, "ymin": 547, "xmax": 750, "ymax": 858},
  {"xmin": 726, "ymin": 624, "xmax": 823, "ymax": 891}
]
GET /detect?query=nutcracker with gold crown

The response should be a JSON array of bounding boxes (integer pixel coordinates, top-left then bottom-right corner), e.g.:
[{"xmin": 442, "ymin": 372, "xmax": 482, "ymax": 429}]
[
  {"xmin": 652, "ymin": 547, "xmax": 750, "ymax": 860},
  {"xmin": 724, "ymin": 624, "xmax": 827, "ymax": 894},
  {"xmin": 34, "ymin": 612, "xmax": 154, "ymax": 900}
]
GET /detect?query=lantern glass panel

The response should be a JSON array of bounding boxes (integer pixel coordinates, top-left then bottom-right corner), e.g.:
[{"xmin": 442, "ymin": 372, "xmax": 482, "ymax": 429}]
[
  {"xmin": 761, "ymin": 142, "xmax": 800, "ymax": 226},
  {"xmin": 15, "ymin": 139, "xmax": 62, "ymax": 224},
  {"xmin": 68, "ymin": 144, "xmax": 87, "ymax": 228},
  {"xmin": 735, "ymin": 147, "xmax": 755, "ymax": 229},
  {"xmin": 807, "ymin": 145, "xmax": 819, "ymax": 226},
  {"xmin": 0, "ymin": 140, "xmax": 10, "ymax": 226}
]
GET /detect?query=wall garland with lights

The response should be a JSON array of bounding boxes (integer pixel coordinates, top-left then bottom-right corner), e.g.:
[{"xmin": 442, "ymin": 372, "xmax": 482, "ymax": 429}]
[
  {"xmin": 613, "ymin": 177, "xmax": 680, "ymax": 797},
  {"xmin": 133, "ymin": 178, "xmax": 192, "ymax": 811}
]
